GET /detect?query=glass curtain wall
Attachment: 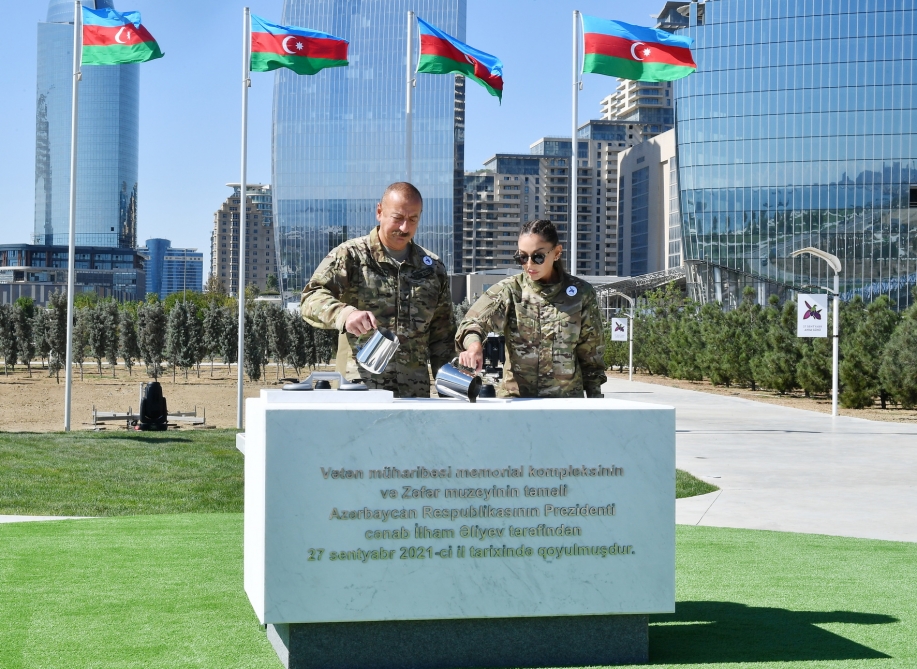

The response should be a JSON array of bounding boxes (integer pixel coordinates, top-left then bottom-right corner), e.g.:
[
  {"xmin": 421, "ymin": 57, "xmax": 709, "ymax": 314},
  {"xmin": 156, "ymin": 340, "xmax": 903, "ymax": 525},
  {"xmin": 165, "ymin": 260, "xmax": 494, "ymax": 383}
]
[
  {"xmin": 273, "ymin": 0, "xmax": 466, "ymax": 290},
  {"xmin": 36, "ymin": 0, "xmax": 139, "ymax": 249},
  {"xmin": 674, "ymin": 0, "xmax": 917, "ymax": 309}
]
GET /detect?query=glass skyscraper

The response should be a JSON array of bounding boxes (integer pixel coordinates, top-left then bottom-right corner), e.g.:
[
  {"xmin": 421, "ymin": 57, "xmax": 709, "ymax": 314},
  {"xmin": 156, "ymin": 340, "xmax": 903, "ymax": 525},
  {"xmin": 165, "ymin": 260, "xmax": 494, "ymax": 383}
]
[
  {"xmin": 35, "ymin": 0, "xmax": 139, "ymax": 249},
  {"xmin": 669, "ymin": 0, "xmax": 917, "ymax": 309},
  {"xmin": 273, "ymin": 0, "xmax": 466, "ymax": 289}
]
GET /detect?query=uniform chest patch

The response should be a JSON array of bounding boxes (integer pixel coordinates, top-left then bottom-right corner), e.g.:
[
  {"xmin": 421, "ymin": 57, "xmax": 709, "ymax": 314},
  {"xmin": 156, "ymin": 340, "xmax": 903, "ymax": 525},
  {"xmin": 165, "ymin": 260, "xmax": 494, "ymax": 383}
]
[
  {"xmin": 423, "ymin": 256, "xmax": 434, "ymax": 266},
  {"xmin": 411, "ymin": 268, "xmax": 434, "ymax": 281},
  {"xmin": 566, "ymin": 286, "xmax": 578, "ymax": 297}
]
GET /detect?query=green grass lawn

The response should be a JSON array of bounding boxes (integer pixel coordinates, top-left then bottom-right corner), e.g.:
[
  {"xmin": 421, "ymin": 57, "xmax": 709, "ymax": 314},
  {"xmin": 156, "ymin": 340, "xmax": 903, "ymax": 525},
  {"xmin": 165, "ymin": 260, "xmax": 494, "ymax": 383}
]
[
  {"xmin": 0, "ymin": 430, "xmax": 243, "ymax": 516},
  {"xmin": 0, "ymin": 430, "xmax": 715, "ymax": 517},
  {"xmin": 0, "ymin": 517, "xmax": 912, "ymax": 668}
]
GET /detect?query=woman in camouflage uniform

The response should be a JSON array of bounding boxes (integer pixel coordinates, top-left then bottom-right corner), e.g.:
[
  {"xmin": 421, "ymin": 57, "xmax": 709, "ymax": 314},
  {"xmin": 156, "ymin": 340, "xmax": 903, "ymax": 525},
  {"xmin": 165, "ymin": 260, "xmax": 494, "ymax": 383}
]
[{"xmin": 456, "ymin": 220, "xmax": 606, "ymax": 398}]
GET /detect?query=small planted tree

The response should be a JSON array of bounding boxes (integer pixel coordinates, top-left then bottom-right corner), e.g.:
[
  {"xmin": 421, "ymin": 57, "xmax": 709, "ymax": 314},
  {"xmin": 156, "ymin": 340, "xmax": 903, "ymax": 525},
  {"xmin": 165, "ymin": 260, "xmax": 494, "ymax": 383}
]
[
  {"xmin": 138, "ymin": 301, "xmax": 166, "ymax": 379},
  {"xmin": 73, "ymin": 306, "xmax": 90, "ymax": 381},
  {"xmin": 840, "ymin": 295, "xmax": 899, "ymax": 409},
  {"xmin": 118, "ymin": 307, "xmax": 140, "ymax": 376},
  {"xmin": 878, "ymin": 300, "xmax": 917, "ymax": 408},
  {"xmin": 266, "ymin": 304, "xmax": 291, "ymax": 380},
  {"xmin": 315, "ymin": 327, "xmax": 338, "ymax": 366},
  {"xmin": 0, "ymin": 304, "xmax": 17, "ymax": 374},
  {"xmin": 758, "ymin": 299, "xmax": 800, "ymax": 394},
  {"xmin": 220, "ymin": 306, "xmax": 238, "ymax": 374},
  {"xmin": 46, "ymin": 291, "xmax": 69, "ymax": 382},
  {"xmin": 104, "ymin": 301, "xmax": 120, "ymax": 377},
  {"xmin": 14, "ymin": 298, "xmax": 36, "ymax": 377},
  {"xmin": 32, "ymin": 307, "xmax": 52, "ymax": 370},
  {"xmin": 202, "ymin": 302, "xmax": 225, "ymax": 376},
  {"xmin": 86, "ymin": 302, "xmax": 109, "ymax": 377},
  {"xmin": 243, "ymin": 310, "xmax": 268, "ymax": 382}
]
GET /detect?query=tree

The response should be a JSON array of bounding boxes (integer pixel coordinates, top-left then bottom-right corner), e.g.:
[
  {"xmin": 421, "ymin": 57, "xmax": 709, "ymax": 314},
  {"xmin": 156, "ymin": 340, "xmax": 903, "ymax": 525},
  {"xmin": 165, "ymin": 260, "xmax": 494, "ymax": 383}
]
[
  {"xmin": 202, "ymin": 302, "xmax": 225, "ymax": 376},
  {"xmin": 244, "ymin": 309, "xmax": 268, "ymax": 382},
  {"xmin": 220, "ymin": 306, "xmax": 238, "ymax": 374},
  {"xmin": 749, "ymin": 295, "xmax": 781, "ymax": 389},
  {"xmin": 756, "ymin": 299, "xmax": 799, "ymax": 394},
  {"xmin": 731, "ymin": 287, "xmax": 764, "ymax": 390},
  {"xmin": 878, "ymin": 301, "xmax": 917, "ymax": 408},
  {"xmin": 118, "ymin": 307, "xmax": 140, "ymax": 376},
  {"xmin": 285, "ymin": 311, "xmax": 314, "ymax": 378},
  {"xmin": 33, "ymin": 307, "xmax": 52, "ymax": 370},
  {"xmin": 46, "ymin": 291, "xmax": 69, "ymax": 382},
  {"xmin": 699, "ymin": 302, "xmax": 738, "ymax": 388},
  {"xmin": 796, "ymin": 331, "xmax": 832, "ymax": 398},
  {"xmin": 163, "ymin": 290, "xmax": 208, "ymax": 315},
  {"xmin": 265, "ymin": 274, "xmax": 279, "ymax": 293},
  {"xmin": 102, "ymin": 301, "xmax": 120, "ymax": 377},
  {"xmin": 669, "ymin": 301, "xmax": 705, "ymax": 381},
  {"xmin": 13, "ymin": 298, "xmax": 36, "ymax": 377},
  {"xmin": 72, "ymin": 306, "xmax": 90, "ymax": 381},
  {"xmin": 602, "ymin": 319, "xmax": 628, "ymax": 373},
  {"xmin": 266, "ymin": 304, "xmax": 291, "ymax": 380},
  {"xmin": 203, "ymin": 274, "xmax": 228, "ymax": 301},
  {"xmin": 166, "ymin": 300, "xmax": 200, "ymax": 381},
  {"xmin": 840, "ymin": 296, "xmax": 898, "ymax": 408},
  {"xmin": 138, "ymin": 301, "xmax": 166, "ymax": 379},
  {"xmin": 86, "ymin": 302, "xmax": 109, "ymax": 377},
  {"xmin": 314, "ymin": 328, "xmax": 338, "ymax": 366},
  {"xmin": 0, "ymin": 304, "xmax": 16, "ymax": 374}
]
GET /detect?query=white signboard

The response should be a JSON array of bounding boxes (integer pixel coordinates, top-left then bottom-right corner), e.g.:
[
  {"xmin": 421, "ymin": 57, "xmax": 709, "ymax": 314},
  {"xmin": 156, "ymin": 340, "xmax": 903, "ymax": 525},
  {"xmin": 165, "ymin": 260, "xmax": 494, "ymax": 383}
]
[
  {"xmin": 797, "ymin": 294, "xmax": 829, "ymax": 337},
  {"xmin": 243, "ymin": 397, "xmax": 675, "ymax": 625},
  {"xmin": 611, "ymin": 318, "xmax": 629, "ymax": 342}
]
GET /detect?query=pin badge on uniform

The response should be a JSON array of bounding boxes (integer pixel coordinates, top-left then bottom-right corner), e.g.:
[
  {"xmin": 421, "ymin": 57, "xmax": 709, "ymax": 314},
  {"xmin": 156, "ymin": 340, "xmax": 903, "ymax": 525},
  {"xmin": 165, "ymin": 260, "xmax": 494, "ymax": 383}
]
[
  {"xmin": 423, "ymin": 256, "xmax": 433, "ymax": 266},
  {"xmin": 566, "ymin": 286, "xmax": 578, "ymax": 297}
]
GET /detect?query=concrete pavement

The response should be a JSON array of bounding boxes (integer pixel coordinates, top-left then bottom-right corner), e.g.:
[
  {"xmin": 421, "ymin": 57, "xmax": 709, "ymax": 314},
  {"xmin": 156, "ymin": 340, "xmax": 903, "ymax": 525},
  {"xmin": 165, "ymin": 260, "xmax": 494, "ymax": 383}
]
[{"xmin": 602, "ymin": 377, "xmax": 917, "ymax": 543}]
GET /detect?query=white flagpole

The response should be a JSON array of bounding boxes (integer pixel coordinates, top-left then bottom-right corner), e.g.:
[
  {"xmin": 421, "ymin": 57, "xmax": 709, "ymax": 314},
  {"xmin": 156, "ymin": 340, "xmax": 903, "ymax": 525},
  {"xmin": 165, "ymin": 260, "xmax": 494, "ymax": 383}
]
[
  {"xmin": 64, "ymin": 0, "xmax": 83, "ymax": 431},
  {"xmin": 405, "ymin": 11, "xmax": 415, "ymax": 182},
  {"xmin": 570, "ymin": 10, "xmax": 580, "ymax": 276},
  {"xmin": 236, "ymin": 7, "xmax": 251, "ymax": 430}
]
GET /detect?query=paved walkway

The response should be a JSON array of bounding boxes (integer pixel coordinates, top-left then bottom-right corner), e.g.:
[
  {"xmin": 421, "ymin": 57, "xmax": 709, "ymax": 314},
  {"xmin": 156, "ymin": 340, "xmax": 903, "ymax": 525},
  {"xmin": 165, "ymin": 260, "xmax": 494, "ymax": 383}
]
[
  {"xmin": 0, "ymin": 515, "xmax": 89, "ymax": 524},
  {"xmin": 602, "ymin": 378, "xmax": 917, "ymax": 543}
]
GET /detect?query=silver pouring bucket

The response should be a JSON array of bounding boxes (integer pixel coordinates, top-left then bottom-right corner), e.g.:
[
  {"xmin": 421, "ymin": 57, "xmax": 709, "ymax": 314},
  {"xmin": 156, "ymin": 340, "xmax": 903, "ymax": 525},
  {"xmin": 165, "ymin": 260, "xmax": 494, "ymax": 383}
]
[
  {"xmin": 356, "ymin": 328, "xmax": 400, "ymax": 375},
  {"xmin": 435, "ymin": 359, "xmax": 482, "ymax": 403}
]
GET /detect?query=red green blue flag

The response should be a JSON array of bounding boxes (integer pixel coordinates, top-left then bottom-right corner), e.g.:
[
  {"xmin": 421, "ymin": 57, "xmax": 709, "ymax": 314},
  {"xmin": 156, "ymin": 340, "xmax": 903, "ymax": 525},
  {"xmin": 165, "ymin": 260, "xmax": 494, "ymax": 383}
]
[
  {"xmin": 582, "ymin": 15, "xmax": 695, "ymax": 82},
  {"xmin": 250, "ymin": 15, "xmax": 348, "ymax": 75},
  {"xmin": 81, "ymin": 7, "xmax": 163, "ymax": 66},
  {"xmin": 416, "ymin": 17, "xmax": 503, "ymax": 101}
]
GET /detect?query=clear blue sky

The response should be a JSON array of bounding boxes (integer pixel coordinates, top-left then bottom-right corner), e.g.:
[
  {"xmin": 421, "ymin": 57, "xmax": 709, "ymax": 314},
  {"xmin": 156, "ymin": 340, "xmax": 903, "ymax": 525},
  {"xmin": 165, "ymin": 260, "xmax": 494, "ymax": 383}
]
[{"xmin": 0, "ymin": 1, "xmax": 660, "ymax": 276}]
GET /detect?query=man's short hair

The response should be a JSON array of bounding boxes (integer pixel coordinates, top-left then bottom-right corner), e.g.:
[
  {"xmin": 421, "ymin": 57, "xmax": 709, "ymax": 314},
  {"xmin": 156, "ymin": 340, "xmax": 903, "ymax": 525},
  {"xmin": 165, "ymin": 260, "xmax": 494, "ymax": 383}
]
[{"xmin": 381, "ymin": 182, "xmax": 423, "ymax": 206}]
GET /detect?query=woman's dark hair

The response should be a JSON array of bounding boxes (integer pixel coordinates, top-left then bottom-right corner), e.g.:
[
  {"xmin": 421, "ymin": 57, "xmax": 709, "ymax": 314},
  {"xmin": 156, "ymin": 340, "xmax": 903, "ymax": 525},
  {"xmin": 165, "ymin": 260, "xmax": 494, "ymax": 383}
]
[{"xmin": 519, "ymin": 219, "xmax": 559, "ymax": 247}]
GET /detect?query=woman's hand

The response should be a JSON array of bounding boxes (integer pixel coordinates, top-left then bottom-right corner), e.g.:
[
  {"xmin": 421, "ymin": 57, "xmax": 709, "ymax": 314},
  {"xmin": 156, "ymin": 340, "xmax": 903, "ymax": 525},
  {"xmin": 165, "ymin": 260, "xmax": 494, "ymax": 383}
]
[{"xmin": 458, "ymin": 341, "xmax": 484, "ymax": 373}]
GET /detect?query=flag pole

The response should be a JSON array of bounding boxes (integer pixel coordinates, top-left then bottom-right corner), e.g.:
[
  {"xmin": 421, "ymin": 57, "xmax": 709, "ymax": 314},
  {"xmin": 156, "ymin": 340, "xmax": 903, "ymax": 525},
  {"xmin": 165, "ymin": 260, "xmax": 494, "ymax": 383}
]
[
  {"xmin": 570, "ymin": 10, "xmax": 580, "ymax": 276},
  {"xmin": 64, "ymin": 0, "xmax": 83, "ymax": 431},
  {"xmin": 236, "ymin": 7, "xmax": 251, "ymax": 430},
  {"xmin": 406, "ymin": 11, "xmax": 415, "ymax": 182}
]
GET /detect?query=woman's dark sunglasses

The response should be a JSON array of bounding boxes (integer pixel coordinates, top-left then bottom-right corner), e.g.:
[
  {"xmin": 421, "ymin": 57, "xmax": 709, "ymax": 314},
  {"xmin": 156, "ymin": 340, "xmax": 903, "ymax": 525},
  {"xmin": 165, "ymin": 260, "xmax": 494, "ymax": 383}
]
[{"xmin": 514, "ymin": 251, "xmax": 549, "ymax": 266}]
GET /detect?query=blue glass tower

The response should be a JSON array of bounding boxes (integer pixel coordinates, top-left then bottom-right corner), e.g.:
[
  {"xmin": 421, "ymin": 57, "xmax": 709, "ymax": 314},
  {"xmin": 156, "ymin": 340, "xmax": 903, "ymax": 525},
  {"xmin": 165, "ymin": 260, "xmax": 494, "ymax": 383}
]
[
  {"xmin": 273, "ymin": 0, "xmax": 466, "ymax": 289},
  {"xmin": 139, "ymin": 239, "xmax": 204, "ymax": 299},
  {"xmin": 35, "ymin": 0, "xmax": 139, "ymax": 249},
  {"xmin": 669, "ymin": 0, "xmax": 917, "ymax": 308}
]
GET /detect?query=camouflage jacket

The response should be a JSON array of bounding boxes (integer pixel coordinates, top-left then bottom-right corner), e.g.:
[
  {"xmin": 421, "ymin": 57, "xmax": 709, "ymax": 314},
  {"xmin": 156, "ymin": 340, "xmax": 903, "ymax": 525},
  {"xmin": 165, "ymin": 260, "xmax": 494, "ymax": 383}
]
[
  {"xmin": 455, "ymin": 267, "xmax": 606, "ymax": 398},
  {"xmin": 301, "ymin": 227, "xmax": 455, "ymax": 397}
]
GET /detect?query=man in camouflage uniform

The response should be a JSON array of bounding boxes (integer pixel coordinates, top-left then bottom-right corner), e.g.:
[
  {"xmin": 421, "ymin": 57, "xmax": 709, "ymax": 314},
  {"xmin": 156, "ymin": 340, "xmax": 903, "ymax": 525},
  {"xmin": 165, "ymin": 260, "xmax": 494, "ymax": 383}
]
[
  {"xmin": 455, "ymin": 271, "xmax": 606, "ymax": 399},
  {"xmin": 301, "ymin": 182, "xmax": 455, "ymax": 397}
]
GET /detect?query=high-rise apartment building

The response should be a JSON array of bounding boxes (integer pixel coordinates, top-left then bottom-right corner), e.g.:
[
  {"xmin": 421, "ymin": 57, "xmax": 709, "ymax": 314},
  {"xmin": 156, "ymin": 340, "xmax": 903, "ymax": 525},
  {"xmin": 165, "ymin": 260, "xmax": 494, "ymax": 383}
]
[
  {"xmin": 273, "ymin": 1, "xmax": 466, "ymax": 290},
  {"xmin": 138, "ymin": 239, "xmax": 203, "ymax": 300},
  {"xmin": 35, "ymin": 0, "xmax": 139, "ymax": 249},
  {"xmin": 617, "ymin": 130, "xmax": 680, "ymax": 276},
  {"xmin": 668, "ymin": 0, "xmax": 917, "ymax": 308},
  {"xmin": 600, "ymin": 80, "xmax": 675, "ymax": 132},
  {"xmin": 210, "ymin": 184, "xmax": 276, "ymax": 296}
]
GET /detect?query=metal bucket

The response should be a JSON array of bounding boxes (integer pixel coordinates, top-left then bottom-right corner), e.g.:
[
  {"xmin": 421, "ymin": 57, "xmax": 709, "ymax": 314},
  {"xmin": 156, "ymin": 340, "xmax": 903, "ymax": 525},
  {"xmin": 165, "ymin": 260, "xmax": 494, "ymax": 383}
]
[
  {"xmin": 356, "ymin": 328, "xmax": 400, "ymax": 375},
  {"xmin": 435, "ymin": 359, "xmax": 482, "ymax": 403}
]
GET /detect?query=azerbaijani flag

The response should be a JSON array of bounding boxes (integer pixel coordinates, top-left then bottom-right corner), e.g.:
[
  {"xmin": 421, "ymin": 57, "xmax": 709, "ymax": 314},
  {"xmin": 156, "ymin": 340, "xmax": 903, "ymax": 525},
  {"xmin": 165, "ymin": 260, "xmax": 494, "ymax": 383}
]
[
  {"xmin": 82, "ymin": 7, "xmax": 163, "ymax": 66},
  {"xmin": 416, "ymin": 18, "xmax": 503, "ymax": 101},
  {"xmin": 250, "ymin": 15, "xmax": 348, "ymax": 75},
  {"xmin": 582, "ymin": 15, "xmax": 695, "ymax": 83}
]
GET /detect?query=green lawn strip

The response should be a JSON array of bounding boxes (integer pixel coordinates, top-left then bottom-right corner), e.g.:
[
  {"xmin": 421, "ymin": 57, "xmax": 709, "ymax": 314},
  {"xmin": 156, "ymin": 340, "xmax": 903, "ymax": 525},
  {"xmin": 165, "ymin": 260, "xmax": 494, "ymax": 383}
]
[
  {"xmin": 0, "ymin": 514, "xmax": 277, "ymax": 669},
  {"xmin": 2, "ymin": 518, "xmax": 913, "ymax": 668},
  {"xmin": 0, "ymin": 430, "xmax": 242, "ymax": 516},
  {"xmin": 648, "ymin": 526, "xmax": 916, "ymax": 668},
  {"xmin": 675, "ymin": 469, "xmax": 718, "ymax": 498}
]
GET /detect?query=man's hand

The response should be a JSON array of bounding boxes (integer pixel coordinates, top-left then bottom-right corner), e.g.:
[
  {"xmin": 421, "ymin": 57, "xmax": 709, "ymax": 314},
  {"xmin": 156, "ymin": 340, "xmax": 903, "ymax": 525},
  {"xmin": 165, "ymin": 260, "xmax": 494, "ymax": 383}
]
[
  {"xmin": 458, "ymin": 341, "xmax": 484, "ymax": 373},
  {"xmin": 344, "ymin": 309, "xmax": 378, "ymax": 336}
]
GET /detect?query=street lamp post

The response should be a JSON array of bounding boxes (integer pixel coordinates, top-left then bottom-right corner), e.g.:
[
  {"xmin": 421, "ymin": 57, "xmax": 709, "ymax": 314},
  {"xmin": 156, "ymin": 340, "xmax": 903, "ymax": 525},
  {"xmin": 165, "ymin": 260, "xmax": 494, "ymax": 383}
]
[
  {"xmin": 790, "ymin": 247, "xmax": 842, "ymax": 417},
  {"xmin": 606, "ymin": 290, "xmax": 635, "ymax": 382}
]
